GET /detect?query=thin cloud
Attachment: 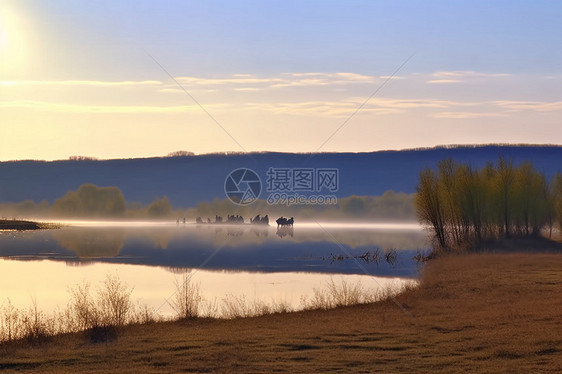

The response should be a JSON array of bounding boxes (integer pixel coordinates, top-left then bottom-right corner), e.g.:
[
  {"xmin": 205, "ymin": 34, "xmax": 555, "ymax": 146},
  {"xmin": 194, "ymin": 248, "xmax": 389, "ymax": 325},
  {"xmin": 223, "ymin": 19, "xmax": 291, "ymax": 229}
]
[
  {"xmin": 431, "ymin": 70, "xmax": 510, "ymax": 79},
  {"xmin": 5, "ymin": 73, "xmax": 561, "ymax": 120},
  {"xmin": 366, "ymin": 98, "xmax": 456, "ymax": 109},
  {"xmin": 493, "ymin": 100, "xmax": 562, "ymax": 112},
  {"xmin": 233, "ymin": 87, "xmax": 260, "ymax": 92},
  {"xmin": 0, "ymin": 72, "xmax": 381, "ymax": 95},
  {"xmin": 434, "ymin": 111, "xmax": 507, "ymax": 119},
  {"xmin": 426, "ymin": 79, "xmax": 462, "ymax": 84},
  {"xmin": 158, "ymin": 88, "xmax": 184, "ymax": 94},
  {"xmin": 0, "ymin": 100, "xmax": 218, "ymax": 113},
  {"xmin": 271, "ymin": 78, "xmax": 333, "ymax": 88},
  {"xmin": 10, "ymin": 97, "xmax": 548, "ymax": 118},
  {"xmin": 284, "ymin": 72, "xmax": 377, "ymax": 81},
  {"xmin": 172, "ymin": 72, "xmax": 378, "ymax": 90},
  {"xmin": 271, "ymin": 72, "xmax": 378, "ymax": 87},
  {"xmin": 242, "ymin": 99, "xmax": 415, "ymax": 117},
  {"xmin": 0, "ymin": 80, "xmax": 163, "ymax": 87},
  {"xmin": 426, "ymin": 70, "xmax": 510, "ymax": 84},
  {"xmin": 379, "ymin": 75, "xmax": 404, "ymax": 80},
  {"xmin": 175, "ymin": 76, "xmax": 284, "ymax": 86}
]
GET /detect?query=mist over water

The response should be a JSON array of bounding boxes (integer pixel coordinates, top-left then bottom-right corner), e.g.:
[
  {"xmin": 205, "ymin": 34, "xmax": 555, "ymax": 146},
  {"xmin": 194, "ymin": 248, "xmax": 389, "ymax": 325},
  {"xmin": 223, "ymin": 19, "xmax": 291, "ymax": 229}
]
[{"xmin": 0, "ymin": 221, "xmax": 429, "ymax": 315}]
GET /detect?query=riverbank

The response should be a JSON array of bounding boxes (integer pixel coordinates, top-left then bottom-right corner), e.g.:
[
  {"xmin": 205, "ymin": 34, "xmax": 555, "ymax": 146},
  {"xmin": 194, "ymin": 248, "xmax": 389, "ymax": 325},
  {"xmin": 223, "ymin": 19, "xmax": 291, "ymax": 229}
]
[
  {"xmin": 0, "ymin": 220, "xmax": 42, "ymax": 230},
  {"xmin": 1, "ymin": 242, "xmax": 561, "ymax": 372},
  {"xmin": 0, "ymin": 219, "xmax": 61, "ymax": 231}
]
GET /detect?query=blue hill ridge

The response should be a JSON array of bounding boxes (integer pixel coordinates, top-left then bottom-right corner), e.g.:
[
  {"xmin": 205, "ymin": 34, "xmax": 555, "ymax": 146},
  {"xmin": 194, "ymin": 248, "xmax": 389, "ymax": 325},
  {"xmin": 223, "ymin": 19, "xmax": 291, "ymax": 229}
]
[{"xmin": 1, "ymin": 145, "xmax": 562, "ymax": 207}]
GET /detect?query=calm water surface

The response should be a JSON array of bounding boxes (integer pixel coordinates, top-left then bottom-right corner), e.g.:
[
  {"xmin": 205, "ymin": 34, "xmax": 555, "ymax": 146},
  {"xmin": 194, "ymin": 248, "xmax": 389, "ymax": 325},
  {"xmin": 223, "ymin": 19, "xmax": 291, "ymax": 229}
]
[{"xmin": 0, "ymin": 221, "xmax": 430, "ymax": 316}]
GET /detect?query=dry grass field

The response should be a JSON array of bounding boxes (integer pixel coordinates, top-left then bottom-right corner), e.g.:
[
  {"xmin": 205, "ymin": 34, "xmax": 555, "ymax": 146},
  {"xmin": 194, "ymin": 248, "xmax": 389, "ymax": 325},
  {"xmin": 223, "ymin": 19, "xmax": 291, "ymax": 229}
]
[{"xmin": 1, "ymin": 238, "xmax": 561, "ymax": 373}]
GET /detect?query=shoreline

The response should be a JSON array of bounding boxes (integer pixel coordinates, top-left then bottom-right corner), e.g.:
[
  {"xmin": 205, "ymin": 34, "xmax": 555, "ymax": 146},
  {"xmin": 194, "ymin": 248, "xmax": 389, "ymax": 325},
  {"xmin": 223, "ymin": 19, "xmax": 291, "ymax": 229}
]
[
  {"xmin": 0, "ymin": 219, "xmax": 62, "ymax": 231},
  {"xmin": 1, "ymin": 239, "xmax": 561, "ymax": 372},
  {"xmin": 0, "ymin": 219, "xmax": 42, "ymax": 230}
]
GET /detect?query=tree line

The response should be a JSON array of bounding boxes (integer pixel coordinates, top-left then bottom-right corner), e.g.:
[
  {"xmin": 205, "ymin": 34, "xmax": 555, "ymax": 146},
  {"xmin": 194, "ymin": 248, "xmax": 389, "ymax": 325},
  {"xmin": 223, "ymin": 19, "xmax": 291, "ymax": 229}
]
[
  {"xmin": 415, "ymin": 157, "xmax": 562, "ymax": 249},
  {"xmin": 0, "ymin": 184, "xmax": 172, "ymax": 219},
  {"xmin": 2, "ymin": 184, "xmax": 416, "ymax": 221}
]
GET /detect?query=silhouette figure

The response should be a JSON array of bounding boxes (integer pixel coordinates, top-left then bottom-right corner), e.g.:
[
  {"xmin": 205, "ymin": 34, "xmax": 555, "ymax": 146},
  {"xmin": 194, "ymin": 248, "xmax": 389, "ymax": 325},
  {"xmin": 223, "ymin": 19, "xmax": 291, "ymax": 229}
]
[
  {"xmin": 276, "ymin": 216, "xmax": 294, "ymax": 228},
  {"xmin": 250, "ymin": 214, "xmax": 270, "ymax": 225},
  {"xmin": 226, "ymin": 214, "xmax": 244, "ymax": 224},
  {"xmin": 276, "ymin": 216, "xmax": 286, "ymax": 228}
]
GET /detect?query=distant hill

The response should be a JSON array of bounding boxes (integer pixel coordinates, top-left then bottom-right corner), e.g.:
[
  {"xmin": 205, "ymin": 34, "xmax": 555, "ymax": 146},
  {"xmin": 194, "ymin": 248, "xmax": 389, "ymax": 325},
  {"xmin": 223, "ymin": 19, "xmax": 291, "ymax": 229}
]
[{"xmin": 1, "ymin": 145, "xmax": 562, "ymax": 207}]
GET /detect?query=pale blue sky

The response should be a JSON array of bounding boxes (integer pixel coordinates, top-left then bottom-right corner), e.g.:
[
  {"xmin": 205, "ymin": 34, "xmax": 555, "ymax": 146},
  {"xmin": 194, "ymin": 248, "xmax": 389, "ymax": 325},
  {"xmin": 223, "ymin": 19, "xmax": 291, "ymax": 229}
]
[{"xmin": 1, "ymin": 0, "xmax": 561, "ymax": 160}]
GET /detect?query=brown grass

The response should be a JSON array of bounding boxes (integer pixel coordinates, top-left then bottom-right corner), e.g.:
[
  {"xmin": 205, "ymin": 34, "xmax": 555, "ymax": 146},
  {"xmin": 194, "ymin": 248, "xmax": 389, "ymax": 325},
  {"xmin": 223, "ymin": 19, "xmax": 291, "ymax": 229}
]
[{"xmin": 1, "ymin": 241, "xmax": 561, "ymax": 372}]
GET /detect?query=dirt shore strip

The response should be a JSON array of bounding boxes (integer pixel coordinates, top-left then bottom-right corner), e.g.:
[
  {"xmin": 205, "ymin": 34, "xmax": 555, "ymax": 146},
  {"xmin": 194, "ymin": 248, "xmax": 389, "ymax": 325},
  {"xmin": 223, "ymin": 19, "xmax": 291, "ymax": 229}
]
[
  {"xmin": 0, "ymin": 220, "xmax": 61, "ymax": 230},
  {"xmin": 1, "ymin": 249, "xmax": 561, "ymax": 373}
]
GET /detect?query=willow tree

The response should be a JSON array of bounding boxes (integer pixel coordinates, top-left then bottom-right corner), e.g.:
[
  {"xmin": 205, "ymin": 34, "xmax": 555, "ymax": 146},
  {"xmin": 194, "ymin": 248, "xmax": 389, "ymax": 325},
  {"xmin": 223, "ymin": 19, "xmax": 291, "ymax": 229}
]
[
  {"xmin": 437, "ymin": 159, "xmax": 463, "ymax": 245},
  {"xmin": 551, "ymin": 173, "xmax": 562, "ymax": 233},
  {"xmin": 415, "ymin": 157, "xmax": 554, "ymax": 249},
  {"xmin": 510, "ymin": 162, "xmax": 549, "ymax": 235},
  {"xmin": 415, "ymin": 168, "xmax": 447, "ymax": 248},
  {"xmin": 496, "ymin": 157, "xmax": 515, "ymax": 237}
]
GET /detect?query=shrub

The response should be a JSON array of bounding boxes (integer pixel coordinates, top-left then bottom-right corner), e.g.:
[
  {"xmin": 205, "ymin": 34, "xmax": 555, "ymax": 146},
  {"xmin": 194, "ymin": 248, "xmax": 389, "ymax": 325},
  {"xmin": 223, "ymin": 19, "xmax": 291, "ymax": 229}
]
[
  {"xmin": 97, "ymin": 274, "xmax": 133, "ymax": 327},
  {"xmin": 168, "ymin": 273, "xmax": 202, "ymax": 320}
]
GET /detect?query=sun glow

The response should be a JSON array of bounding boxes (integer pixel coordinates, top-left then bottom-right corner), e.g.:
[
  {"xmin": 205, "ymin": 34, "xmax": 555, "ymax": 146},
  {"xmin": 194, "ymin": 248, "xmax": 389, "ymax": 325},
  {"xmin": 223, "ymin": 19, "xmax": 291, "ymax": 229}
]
[
  {"xmin": 0, "ymin": 3, "xmax": 30, "ymax": 78},
  {"xmin": 0, "ymin": 27, "xmax": 7, "ymax": 50}
]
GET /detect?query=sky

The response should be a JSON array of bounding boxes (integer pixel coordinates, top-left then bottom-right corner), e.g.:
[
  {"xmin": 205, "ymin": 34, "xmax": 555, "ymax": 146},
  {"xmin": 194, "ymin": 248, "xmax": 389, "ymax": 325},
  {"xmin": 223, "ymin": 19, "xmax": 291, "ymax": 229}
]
[{"xmin": 1, "ymin": 0, "xmax": 561, "ymax": 161}]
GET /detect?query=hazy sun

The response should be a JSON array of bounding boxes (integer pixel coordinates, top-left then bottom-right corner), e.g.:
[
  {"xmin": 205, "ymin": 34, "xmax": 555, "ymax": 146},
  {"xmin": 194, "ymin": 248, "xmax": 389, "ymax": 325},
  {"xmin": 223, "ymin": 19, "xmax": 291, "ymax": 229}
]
[{"xmin": 0, "ymin": 3, "xmax": 30, "ymax": 77}]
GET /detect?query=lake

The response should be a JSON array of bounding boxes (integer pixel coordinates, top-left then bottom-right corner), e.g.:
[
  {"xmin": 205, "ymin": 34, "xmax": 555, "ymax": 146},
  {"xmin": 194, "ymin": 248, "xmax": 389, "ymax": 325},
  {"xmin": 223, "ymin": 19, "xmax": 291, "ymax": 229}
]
[{"xmin": 0, "ymin": 221, "xmax": 430, "ymax": 317}]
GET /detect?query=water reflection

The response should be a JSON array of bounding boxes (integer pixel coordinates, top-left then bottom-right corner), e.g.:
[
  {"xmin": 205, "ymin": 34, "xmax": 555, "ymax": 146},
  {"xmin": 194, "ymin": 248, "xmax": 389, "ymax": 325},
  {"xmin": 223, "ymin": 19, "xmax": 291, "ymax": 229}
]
[
  {"xmin": 0, "ymin": 259, "xmax": 413, "ymax": 316},
  {"xmin": 276, "ymin": 227, "xmax": 294, "ymax": 238},
  {"xmin": 52, "ymin": 227, "xmax": 126, "ymax": 257},
  {"xmin": 0, "ymin": 222, "xmax": 429, "ymax": 277},
  {"xmin": 0, "ymin": 222, "xmax": 429, "ymax": 317}
]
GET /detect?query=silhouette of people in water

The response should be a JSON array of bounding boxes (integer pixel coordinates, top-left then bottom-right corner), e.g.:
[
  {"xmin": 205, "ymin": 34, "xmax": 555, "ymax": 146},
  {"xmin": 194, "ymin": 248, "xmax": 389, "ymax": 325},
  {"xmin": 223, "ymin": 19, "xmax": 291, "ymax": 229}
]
[
  {"xmin": 227, "ymin": 214, "xmax": 244, "ymax": 223},
  {"xmin": 250, "ymin": 214, "xmax": 269, "ymax": 225},
  {"xmin": 191, "ymin": 214, "xmax": 271, "ymax": 226},
  {"xmin": 275, "ymin": 216, "xmax": 294, "ymax": 228}
]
